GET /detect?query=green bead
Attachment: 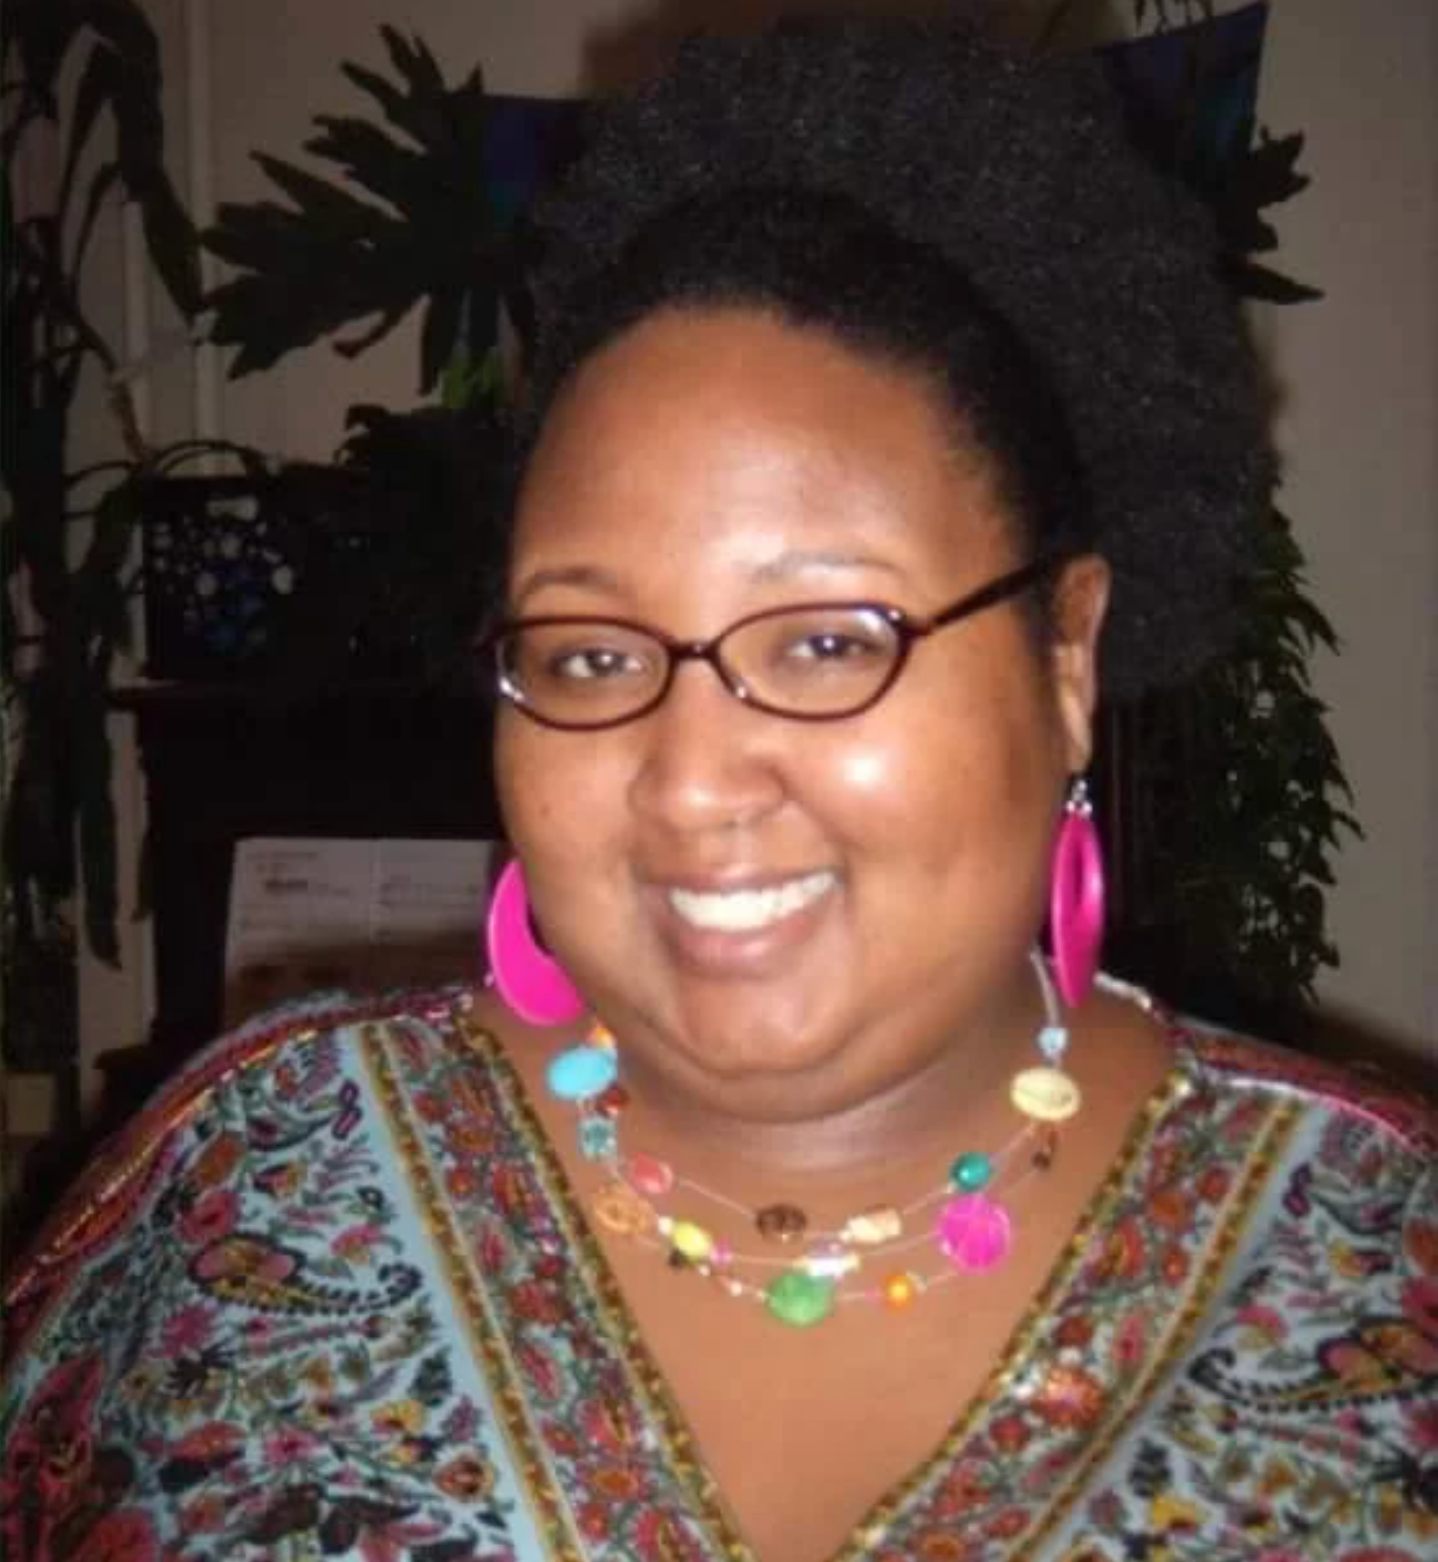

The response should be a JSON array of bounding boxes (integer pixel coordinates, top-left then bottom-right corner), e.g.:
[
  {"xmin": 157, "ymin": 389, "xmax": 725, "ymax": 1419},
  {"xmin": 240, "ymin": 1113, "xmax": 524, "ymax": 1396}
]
[
  {"xmin": 764, "ymin": 1269, "xmax": 835, "ymax": 1328},
  {"xmin": 950, "ymin": 1151, "xmax": 992, "ymax": 1192}
]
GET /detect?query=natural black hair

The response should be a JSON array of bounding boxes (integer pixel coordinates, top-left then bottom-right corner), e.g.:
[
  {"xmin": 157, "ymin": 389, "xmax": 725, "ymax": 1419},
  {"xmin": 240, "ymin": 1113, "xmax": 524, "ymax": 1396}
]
[{"xmin": 515, "ymin": 12, "xmax": 1275, "ymax": 696}]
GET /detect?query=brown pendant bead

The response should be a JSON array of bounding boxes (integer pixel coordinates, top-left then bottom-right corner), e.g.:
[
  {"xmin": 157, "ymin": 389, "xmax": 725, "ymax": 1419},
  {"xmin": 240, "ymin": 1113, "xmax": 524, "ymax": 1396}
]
[
  {"xmin": 594, "ymin": 1083, "xmax": 630, "ymax": 1118},
  {"xmin": 1032, "ymin": 1125, "xmax": 1060, "ymax": 1170},
  {"xmin": 755, "ymin": 1202, "xmax": 809, "ymax": 1243}
]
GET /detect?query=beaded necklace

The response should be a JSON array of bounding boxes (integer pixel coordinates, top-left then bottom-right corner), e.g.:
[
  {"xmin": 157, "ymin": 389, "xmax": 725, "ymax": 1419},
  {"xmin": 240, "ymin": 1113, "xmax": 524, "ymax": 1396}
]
[{"xmin": 545, "ymin": 951, "xmax": 1080, "ymax": 1328}]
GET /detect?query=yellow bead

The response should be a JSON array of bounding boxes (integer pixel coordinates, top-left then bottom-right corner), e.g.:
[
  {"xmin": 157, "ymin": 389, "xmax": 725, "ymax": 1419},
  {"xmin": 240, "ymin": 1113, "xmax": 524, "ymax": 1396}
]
[
  {"xmin": 883, "ymin": 1272, "xmax": 921, "ymax": 1309},
  {"xmin": 1010, "ymin": 1066, "xmax": 1082, "ymax": 1123},
  {"xmin": 669, "ymin": 1220, "xmax": 714, "ymax": 1263},
  {"xmin": 587, "ymin": 1021, "xmax": 617, "ymax": 1050}
]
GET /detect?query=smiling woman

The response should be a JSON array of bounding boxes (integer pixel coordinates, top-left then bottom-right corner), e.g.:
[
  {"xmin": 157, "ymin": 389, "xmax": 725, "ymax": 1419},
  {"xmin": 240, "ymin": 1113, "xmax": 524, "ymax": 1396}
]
[
  {"xmin": 496, "ymin": 307, "xmax": 1102, "ymax": 1116},
  {"xmin": 4, "ymin": 13, "xmax": 1435, "ymax": 1562}
]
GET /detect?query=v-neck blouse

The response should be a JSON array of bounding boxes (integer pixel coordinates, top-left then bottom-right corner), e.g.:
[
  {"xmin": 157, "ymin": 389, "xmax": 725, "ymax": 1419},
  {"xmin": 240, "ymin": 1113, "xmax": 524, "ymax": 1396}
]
[{"xmin": 4, "ymin": 987, "xmax": 1435, "ymax": 1562}]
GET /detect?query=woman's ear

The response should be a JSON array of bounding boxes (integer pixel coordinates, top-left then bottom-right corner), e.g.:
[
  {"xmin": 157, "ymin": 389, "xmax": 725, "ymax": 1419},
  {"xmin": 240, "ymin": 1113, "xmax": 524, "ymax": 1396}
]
[{"xmin": 1049, "ymin": 554, "xmax": 1111, "ymax": 773}]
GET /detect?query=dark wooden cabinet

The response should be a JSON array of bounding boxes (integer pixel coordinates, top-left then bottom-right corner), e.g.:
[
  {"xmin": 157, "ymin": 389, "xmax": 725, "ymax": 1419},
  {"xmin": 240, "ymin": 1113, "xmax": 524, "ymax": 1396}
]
[{"xmin": 113, "ymin": 684, "xmax": 502, "ymax": 1073}]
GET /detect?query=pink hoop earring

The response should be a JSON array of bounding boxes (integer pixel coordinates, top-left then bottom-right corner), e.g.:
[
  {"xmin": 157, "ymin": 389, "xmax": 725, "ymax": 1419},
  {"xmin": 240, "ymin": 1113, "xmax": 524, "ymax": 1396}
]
[
  {"xmin": 485, "ymin": 860, "xmax": 586, "ymax": 1027},
  {"xmin": 1049, "ymin": 777, "xmax": 1105, "ymax": 1008}
]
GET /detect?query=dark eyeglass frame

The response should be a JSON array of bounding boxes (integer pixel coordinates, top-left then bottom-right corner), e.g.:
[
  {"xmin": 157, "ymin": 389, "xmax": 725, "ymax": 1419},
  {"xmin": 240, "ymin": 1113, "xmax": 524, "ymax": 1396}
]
[{"xmin": 488, "ymin": 555, "xmax": 1059, "ymax": 731}]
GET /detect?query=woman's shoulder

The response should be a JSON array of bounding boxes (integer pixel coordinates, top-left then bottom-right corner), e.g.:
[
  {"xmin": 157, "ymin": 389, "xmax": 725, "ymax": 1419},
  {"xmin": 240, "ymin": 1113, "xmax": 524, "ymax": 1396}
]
[
  {"xmin": 1172, "ymin": 1018, "xmax": 1438, "ymax": 1160},
  {"xmin": 2, "ymin": 985, "xmax": 490, "ymax": 1362},
  {"xmin": 1, "ymin": 987, "xmax": 541, "ymax": 1559},
  {"xmin": 149, "ymin": 984, "xmax": 487, "ymax": 1113}
]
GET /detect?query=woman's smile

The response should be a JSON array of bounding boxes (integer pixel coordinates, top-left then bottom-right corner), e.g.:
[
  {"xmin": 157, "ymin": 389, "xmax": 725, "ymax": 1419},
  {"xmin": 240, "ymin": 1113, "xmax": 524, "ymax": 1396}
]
[
  {"xmin": 649, "ymin": 868, "xmax": 843, "ymax": 978},
  {"xmin": 666, "ymin": 869, "xmax": 839, "ymax": 933}
]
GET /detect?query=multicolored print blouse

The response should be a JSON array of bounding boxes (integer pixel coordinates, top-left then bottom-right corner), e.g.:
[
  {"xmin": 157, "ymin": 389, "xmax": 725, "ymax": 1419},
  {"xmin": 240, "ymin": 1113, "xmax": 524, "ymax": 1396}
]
[{"xmin": 4, "ymin": 988, "xmax": 1436, "ymax": 1562}]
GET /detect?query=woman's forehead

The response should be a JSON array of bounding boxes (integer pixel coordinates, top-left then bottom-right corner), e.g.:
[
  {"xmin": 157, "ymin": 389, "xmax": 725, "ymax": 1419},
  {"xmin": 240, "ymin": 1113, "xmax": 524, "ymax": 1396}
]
[{"xmin": 512, "ymin": 309, "xmax": 1015, "ymax": 589}]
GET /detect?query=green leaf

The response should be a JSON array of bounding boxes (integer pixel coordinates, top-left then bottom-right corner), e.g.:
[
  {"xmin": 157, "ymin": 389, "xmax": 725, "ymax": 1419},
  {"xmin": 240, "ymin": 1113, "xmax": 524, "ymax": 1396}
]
[
  {"xmin": 1223, "ymin": 258, "xmax": 1325, "ymax": 306},
  {"xmin": 131, "ymin": 178, "xmax": 202, "ymax": 322},
  {"xmin": 56, "ymin": 39, "xmax": 120, "ymax": 223},
  {"xmin": 202, "ymin": 27, "xmax": 501, "ymax": 391},
  {"xmin": 304, "ymin": 116, "xmax": 432, "ymax": 216},
  {"xmin": 250, "ymin": 152, "xmax": 387, "ymax": 231},
  {"xmin": 74, "ymin": 674, "xmax": 120, "ymax": 964},
  {"xmin": 419, "ymin": 286, "xmax": 464, "ymax": 397},
  {"xmin": 75, "ymin": 475, "xmax": 140, "ymax": 651},
  {"xmin": 71, "ymin": 160, "xmax": 122, "ymax": 277}
]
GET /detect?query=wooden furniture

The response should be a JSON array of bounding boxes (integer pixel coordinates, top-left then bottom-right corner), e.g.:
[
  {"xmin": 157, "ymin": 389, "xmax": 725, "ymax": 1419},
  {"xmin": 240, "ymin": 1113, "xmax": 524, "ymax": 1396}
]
[{"xmin": 110, "ymin": 683, "xmax": 501, "ymax": 1081}]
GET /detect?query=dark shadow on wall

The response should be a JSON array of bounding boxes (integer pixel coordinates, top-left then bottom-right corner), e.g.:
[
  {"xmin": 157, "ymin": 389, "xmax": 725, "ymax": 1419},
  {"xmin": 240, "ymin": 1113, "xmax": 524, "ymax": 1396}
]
[{"xmin": 1302, "ymin": 1003, "xmax": 1438, "ymax": 1102}]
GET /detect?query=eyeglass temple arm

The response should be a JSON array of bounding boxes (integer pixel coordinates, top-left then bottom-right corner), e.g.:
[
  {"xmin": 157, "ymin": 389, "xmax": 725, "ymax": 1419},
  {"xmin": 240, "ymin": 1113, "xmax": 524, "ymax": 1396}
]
[{"xmin": 924, "ymin": 556, "xmax": 1060, "ymax": 631}]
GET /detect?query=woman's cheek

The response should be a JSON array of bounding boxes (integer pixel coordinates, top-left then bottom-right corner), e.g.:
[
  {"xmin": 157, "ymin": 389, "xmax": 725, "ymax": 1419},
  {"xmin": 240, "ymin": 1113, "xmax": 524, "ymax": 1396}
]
[{"xmin": 831, "ymin": 744, "xmax": 892, "ymax": 797}]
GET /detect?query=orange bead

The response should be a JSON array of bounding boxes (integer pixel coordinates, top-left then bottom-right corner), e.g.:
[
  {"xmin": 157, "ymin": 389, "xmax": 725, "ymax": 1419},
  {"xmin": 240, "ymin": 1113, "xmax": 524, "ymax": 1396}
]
[{"xmin": 883, "ymin": 1272, "xmax": 920, "ymax": 1310}]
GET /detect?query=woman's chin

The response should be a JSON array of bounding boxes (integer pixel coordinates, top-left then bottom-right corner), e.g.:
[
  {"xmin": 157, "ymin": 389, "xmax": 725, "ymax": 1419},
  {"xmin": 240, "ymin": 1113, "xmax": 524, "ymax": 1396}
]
[{"xmin": 625, "ymin": 980, "xmax": 858, "ymax": 1110}]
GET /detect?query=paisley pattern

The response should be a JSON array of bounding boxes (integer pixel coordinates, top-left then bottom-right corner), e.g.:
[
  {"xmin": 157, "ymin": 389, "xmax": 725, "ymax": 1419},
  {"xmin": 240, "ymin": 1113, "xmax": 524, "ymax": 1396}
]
[{"xmin": 3, "ymin": 987, "xmax": 1435, "ymax": 1561}]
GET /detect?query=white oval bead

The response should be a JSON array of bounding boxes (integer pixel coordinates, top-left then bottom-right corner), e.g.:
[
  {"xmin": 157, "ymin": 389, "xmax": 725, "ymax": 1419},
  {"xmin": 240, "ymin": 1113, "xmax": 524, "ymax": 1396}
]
[{"xmin": 1010, "ymin": 1066, "xmax": 1082, "ymax": 1122}]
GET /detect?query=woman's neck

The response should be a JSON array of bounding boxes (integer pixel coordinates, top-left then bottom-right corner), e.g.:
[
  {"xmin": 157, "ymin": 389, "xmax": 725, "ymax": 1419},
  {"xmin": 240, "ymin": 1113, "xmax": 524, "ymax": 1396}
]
[{"xmin": 598, "ymin": 965, "xmax": 1048, "ymax": 1201}]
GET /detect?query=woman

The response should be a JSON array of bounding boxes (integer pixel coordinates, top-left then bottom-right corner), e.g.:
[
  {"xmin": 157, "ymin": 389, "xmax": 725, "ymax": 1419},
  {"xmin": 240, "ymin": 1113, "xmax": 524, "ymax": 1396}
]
[{"xmin": 5, "ymin": 16, "xmax": 1435, "ymax": 1562}]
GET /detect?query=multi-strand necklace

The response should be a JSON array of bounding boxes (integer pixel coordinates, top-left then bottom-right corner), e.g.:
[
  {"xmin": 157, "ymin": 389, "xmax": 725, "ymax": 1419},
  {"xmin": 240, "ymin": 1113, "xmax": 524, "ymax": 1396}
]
[{"xmin": 545, "ymin": 951, "xmax": 1081, "ymax": 1328}]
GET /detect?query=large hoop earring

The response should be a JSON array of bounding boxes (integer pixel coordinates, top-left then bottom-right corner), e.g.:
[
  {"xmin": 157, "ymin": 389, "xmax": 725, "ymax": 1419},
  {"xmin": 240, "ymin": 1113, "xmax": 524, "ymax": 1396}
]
[
  {"xmin": 1049, "ymin": 777, "xmax": 1105, "ymax": 1008},
  {"xmin": 485, "ymin": 860, "xmax": 586, "ymax": 1026}
]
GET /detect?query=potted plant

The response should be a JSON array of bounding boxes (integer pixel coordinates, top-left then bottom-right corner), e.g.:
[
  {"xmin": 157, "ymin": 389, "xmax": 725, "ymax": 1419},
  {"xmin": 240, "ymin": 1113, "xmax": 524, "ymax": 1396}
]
[
  {"xmin": 3, "ymin": 0, "xmax": 201, "ymax": 1124},
  {"xmin": 130, "ymin": 30, "xmax": 562, "ymax": 694}
]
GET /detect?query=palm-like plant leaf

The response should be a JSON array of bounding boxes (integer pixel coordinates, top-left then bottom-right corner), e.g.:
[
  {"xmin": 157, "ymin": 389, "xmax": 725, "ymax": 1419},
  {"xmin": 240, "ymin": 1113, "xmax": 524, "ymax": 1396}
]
[
  {"xmin": 5, "ymin": 0, "xmax": 199, "ymax": 992},
  {"xmin": 12, "ymin": 0, "xmax": 201, "ymax": 319},
  {"xmin": 204, "ymin": 28, "xmax": 510, "ymax": 393}
]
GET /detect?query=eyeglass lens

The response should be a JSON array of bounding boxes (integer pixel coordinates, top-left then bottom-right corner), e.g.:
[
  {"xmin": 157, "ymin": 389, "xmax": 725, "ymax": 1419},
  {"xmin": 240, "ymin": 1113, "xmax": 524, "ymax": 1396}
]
[{"xmin": 498, "ymin": 605, "xmax": 904, "ymax": 726}]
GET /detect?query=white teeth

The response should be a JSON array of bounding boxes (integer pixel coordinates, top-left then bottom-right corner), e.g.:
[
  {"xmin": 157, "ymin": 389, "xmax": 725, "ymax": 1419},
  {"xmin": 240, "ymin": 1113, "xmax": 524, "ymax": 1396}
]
[{"xmin": 668, "ymin": 871, "xmax": 836, "ymax": 932}]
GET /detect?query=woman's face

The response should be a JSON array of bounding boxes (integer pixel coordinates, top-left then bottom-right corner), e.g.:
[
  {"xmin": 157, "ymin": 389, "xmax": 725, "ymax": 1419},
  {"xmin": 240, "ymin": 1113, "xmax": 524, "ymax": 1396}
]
[{"xmin": 495, "ymin": 308, "xmax": 1107, "ymax": 1121}]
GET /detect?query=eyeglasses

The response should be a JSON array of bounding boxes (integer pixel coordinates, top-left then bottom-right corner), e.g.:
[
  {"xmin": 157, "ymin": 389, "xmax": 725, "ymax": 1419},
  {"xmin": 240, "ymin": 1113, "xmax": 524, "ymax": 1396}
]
[{"xmin": 487, "ymin": 556, "xmax": 1055, "ymax": 731}]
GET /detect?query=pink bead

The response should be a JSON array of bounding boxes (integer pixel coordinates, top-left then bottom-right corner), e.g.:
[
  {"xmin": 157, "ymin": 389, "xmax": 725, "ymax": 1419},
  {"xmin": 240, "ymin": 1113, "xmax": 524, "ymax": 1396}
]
[
  {"xmin": 936, "ymin": 1194, "xmax": 1012, "ymax": 1273},
  {"xmin": 621, "ymin": 1153, "xmax": 675, "ymax": 1198}
]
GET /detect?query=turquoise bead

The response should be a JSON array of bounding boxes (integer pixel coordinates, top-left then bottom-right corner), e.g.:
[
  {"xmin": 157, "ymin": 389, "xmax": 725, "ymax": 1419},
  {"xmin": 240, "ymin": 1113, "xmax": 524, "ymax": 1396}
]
[
  {"xmin": 764, "ymin": 1269, "xmax": 835, "ymax": 1327},
  {"xmin": 950, "ymin": 1151, "xmax": 992, "ymax": 1192},
  {"xmin": 1037, "ymin": 1024, "xmax": 1070, "ymax": 1063},
  {"xmin": 578, "ymin": 1115, "xmax": 619, "ymax": 1161},
  {"xmin": 546, "ymin": 1046, "xmax": 619, "ymax": 1101}
]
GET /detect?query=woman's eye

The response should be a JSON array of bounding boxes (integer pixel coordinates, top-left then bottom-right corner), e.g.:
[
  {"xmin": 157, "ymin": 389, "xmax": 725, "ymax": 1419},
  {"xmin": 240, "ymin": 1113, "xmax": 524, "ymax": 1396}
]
[
  {"xmin": 786, "ymin": 630, "xmax": 887, "ymax": 663},
  {"xmin": 549, "ymin": 647, "xmax": 644, "ymax": 682}
]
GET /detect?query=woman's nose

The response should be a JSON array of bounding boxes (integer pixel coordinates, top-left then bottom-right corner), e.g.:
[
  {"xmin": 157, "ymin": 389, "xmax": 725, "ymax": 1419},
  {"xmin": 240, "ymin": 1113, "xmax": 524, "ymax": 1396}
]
[{"xmin": 627, "ymin": 660, "xmax": 786, "ymax": 836}]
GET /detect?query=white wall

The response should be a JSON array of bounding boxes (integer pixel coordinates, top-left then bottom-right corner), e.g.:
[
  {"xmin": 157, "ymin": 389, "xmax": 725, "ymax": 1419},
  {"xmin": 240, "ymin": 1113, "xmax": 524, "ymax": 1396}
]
[
  {"xmin": 1256, "ymin": 0, "xmax": 1438, "ymax": 1057},
  {"xmin": 79, "ymin": 0, "xmax": 1436, "ymax": 1096}
]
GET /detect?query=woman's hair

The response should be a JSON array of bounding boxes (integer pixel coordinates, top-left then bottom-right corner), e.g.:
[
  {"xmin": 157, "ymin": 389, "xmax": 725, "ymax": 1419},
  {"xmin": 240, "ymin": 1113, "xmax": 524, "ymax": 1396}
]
[{"xmin": 513, "ymin": 13, "xmax": 1275, "ymax": 696}]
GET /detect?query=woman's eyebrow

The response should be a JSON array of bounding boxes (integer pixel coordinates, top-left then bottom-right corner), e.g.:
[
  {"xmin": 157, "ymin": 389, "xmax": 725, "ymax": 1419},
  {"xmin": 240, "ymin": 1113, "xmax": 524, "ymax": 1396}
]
[
  {"xmin": 511, "ymin": 550, "xmax": 905, "ymax": 610},
  {"xmin": 511, "ymin": 564, "xmax": 625, "ymax": 609},
  {"xmin": 748, "ymin": 548, "xmax": 905, "ymax": 584}
]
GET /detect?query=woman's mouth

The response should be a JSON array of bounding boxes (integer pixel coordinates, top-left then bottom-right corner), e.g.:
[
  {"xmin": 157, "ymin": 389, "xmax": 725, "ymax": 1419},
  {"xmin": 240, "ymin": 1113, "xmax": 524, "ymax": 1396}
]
[{"xmin": 667, "ymin": 870, "xmax": 838, "ymax": 932}]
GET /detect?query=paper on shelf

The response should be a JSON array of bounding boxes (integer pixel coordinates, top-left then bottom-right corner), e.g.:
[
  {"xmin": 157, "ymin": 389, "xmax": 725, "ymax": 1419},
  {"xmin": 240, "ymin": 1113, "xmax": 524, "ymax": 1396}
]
[{"xmin": 224, "ymin": 837, "xmax": 498, "ymax": 1026}]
